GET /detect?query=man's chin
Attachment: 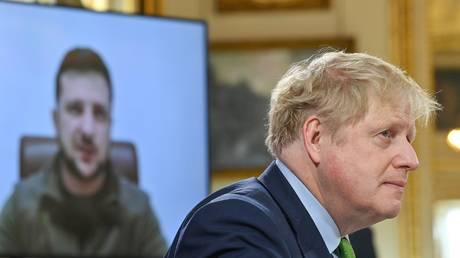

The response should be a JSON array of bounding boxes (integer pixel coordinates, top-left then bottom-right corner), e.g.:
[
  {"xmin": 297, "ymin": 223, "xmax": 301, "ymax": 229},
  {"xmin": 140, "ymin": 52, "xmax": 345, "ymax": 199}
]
[
  {"xmin": 68, "ymin": 161, "xmax": 105, "ymax": 182},
  {"xmin": 74, "ymin": 163, "xmax": 103, "ymax": 181},
  {"xmin": 381, "ymin": 203, "xmax": 402, "ymax": 219},
  {"xmin": 61, "ymin": 151, "xmax": 107, "ymax": 182}
]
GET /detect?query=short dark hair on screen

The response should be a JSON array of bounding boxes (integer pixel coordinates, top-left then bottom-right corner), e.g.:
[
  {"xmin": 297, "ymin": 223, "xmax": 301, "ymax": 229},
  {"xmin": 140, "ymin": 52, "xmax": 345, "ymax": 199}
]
[{"xmin": 55, "ymin": 47, "xmax": 112, "ymax": 102}]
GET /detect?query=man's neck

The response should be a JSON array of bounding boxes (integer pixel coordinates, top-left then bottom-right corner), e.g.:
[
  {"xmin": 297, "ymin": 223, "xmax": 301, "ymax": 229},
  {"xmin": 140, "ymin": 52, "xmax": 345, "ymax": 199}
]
[
  {"xmin": 279, "ymin": 142, "xmax": 324, "ymax": 202},
  {"xmin": 60, "ymin": 160, "xmax": 106, "ymax": 197},
  {"xmin": 279, "ymin": 142, "xmax": 378, "ymax": 236}
]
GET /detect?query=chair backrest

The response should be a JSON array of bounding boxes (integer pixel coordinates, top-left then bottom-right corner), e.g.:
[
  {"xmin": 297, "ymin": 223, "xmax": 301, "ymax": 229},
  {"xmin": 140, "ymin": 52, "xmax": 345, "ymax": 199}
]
[{"xmin": 20, "ymin": 136, "xmax": 138, "ymax": 184}]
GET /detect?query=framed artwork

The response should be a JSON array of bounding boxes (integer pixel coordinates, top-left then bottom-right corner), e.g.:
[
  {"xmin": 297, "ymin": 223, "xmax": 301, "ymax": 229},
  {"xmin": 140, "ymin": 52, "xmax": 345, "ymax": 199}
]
[
  {"xmin": 216, "ymin": 0, "xmax": 330, "ymax": 12},
  {"xmin": 435, "ymin": 68, "xmax": 460, "ymax": 131},
  {"xmin": 210, "ymin": 38, "xmax": 354, "ymax": 173},
  {"xmin": 43, "ymin": 0, "xmax": 164, "ymax": 15},
  {"xmin": 432, "ymin": 51, "xmax": 460, "ymax": 130}
]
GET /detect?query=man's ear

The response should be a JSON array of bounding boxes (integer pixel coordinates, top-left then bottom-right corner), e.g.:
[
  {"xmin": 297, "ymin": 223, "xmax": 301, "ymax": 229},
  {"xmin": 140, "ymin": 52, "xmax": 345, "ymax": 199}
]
[{"xmin": 301, "ymin": 116, "xmax": 322, "ymax": 165}]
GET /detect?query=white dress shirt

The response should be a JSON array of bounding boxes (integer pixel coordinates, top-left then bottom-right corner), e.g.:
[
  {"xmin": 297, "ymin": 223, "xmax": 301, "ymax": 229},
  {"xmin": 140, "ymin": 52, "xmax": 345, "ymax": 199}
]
[{"xmin": 276, "ymin": 159, "xmax": 344, "ymax": 257}]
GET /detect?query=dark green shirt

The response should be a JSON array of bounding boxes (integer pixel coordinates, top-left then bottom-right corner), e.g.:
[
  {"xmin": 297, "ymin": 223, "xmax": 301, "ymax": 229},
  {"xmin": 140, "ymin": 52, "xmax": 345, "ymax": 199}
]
[{"xmin": 0, "ymin": 157, "xmax": 167, "ymax": 257}]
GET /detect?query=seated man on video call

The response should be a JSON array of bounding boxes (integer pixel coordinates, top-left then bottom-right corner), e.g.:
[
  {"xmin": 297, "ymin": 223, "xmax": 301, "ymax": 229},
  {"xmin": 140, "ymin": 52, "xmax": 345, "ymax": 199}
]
[
  {"xmin": 166, "ymin": 50, "xmax": 440, "ymax": 258},
  {"xmin": 0, "ymin": 48, "xmax": 166, "ymax": 257}
]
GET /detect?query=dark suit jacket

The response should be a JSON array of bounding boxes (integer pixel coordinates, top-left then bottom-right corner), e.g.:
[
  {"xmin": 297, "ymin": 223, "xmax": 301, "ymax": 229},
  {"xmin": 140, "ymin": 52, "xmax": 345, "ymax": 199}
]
[
  {"xmin": 350, "ymin": 228, "xmax": 377, "ymax": 258},
  {"xmin": 166, "ymin": 162, "xmax": 333, "ymax": 258}
]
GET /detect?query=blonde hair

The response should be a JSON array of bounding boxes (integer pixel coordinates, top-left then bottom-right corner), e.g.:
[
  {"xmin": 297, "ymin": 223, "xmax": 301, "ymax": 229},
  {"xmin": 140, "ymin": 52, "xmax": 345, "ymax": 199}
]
[{"xmin": 265, "ymin": 50, "xmax": 441, "ymax": 157}]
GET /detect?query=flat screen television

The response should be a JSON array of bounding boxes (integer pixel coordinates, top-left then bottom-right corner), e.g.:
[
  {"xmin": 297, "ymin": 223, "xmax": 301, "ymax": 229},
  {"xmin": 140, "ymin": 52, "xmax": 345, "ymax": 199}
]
[{"xmin": 0, "ymin": 2, "xmax": 208, "ymax": 257}]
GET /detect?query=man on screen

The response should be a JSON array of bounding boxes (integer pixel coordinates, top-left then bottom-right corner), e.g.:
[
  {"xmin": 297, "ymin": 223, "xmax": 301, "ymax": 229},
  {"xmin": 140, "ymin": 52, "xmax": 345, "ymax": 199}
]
[
  {"xmin": 166, "ymin": 50, "xmax": 440, "ymax": 257},
  {"xmin": 0, "ymin": 48, "xmax": 166, "ymax": 257}
]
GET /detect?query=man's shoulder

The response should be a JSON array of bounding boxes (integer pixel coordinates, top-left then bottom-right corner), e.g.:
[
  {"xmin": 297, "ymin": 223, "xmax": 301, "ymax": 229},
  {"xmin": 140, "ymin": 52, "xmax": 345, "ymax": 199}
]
[
  {"xmin": 191, "ymin": 177, "xmax": 281, "ymax": 222},
  {"xmin": 115, "ymin": 176, "xmax": 151, "ymax": 214},
  {"xmin": 167, "ymin": 177, "xmax": 298, "ymax": 258},
  {"xmin": 211, "ymin": 177, "xmax": 273, "ymax": 205},
  {"xmin": 4, "ymin": 169, "xmax": 49, "ymax": 215},
  {"xmin": 13, "ymin": 170, "xmax": 48, "ymax": 200},
  {"xmin": 192, "ymin": 183, "xmax": 280, "ymax": 228}
]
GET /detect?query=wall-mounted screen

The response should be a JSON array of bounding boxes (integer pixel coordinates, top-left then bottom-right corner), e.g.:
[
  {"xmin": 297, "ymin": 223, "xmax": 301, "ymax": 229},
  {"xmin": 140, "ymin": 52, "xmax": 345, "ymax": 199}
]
[{"xmin": 0, "ymin": 2, "xmax": 208, "ymax": 257}]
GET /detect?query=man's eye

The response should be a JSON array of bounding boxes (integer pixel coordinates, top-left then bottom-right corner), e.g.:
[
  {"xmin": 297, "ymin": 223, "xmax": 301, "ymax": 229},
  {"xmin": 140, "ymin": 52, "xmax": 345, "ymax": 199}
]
[
  {"xmin": 380, "ymin": 130, "xmax": 393, "ymax": 139},
  {"xmin": 94, "ymin": 106, "xmax": 108, "ymax": 121},
  {"xmin": 66, "ymin": 104, "xmax": 82, "ymax": 115}
]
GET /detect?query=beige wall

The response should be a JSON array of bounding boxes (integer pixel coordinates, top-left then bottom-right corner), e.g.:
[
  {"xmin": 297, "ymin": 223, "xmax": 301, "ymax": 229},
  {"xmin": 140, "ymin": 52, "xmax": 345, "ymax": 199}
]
[
  {"xmin": 164, "ymin": 0, "xmax": 389, "ymax": 57},
  {"xmin": 162, "ymin": 1, "xmax": 410, "ymax": 258}
]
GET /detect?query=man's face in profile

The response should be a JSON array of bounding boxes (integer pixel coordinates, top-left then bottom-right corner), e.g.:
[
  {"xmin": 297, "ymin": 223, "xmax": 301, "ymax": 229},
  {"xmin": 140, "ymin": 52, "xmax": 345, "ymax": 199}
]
[
  {"xmin": 54, "ymin": 70, "xmax": 111, "ymax": 180},
  {"xmin": 317, "ymin": 101, "xmax": 419, "ymax": 222}
]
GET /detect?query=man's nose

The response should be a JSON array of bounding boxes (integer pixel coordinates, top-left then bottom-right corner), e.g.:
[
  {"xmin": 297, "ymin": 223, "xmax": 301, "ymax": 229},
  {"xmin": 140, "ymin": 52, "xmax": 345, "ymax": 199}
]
[
  {"xmin": 393, "ymin": 141, "xmax": 419, "ymax": 171},
  {"xmin": 80, "ymin": 109, "xmax": 95, "ymax": 136}
]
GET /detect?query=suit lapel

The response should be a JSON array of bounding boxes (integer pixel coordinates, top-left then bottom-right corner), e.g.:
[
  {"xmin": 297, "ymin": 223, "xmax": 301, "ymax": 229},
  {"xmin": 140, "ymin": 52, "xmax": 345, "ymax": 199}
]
[{"xmin": 258, "ymin": 162, "xmax": 332, "ymax": 258}]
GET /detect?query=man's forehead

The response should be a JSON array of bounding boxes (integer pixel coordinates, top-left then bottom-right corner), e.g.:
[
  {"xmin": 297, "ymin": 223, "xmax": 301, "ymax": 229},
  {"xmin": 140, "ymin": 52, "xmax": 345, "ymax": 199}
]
[
  {"xmin": 370, "ymin": 89, "xmax": 416, "ymax": 114},
  {"xmin": 364, "ymin": 101, "xmax": 417, "ymax": 131},
  {"xmin": 371, "ymin": 99, "xmax": 413, "ymax": 117},
  {"xmin": 59, "ymin": 71, "xmax": 110, "ymax": 102},
  {"xmin": 60, "ymin": 70, "xmax": 108, "ymax": 85}
]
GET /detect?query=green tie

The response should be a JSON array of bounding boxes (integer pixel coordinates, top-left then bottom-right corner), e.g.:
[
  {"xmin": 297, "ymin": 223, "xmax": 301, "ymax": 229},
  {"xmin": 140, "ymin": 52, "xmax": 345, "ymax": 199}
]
[{"xmin": 336, "ymin": 237, "xmax": 356, "ymax": 258}]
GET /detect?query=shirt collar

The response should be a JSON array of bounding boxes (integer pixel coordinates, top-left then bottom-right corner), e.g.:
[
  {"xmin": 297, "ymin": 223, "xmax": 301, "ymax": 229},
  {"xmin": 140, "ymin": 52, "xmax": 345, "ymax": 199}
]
[{"xmin": 276, "ymin": 159, "xmax": 342, "ymax": 255}]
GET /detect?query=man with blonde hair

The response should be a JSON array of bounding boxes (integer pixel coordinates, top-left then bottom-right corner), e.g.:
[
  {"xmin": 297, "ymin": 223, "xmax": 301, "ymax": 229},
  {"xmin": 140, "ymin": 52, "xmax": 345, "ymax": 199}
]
[{"xmin": 166, "ymin": 51, "xmax": 440, "ymax": 258}]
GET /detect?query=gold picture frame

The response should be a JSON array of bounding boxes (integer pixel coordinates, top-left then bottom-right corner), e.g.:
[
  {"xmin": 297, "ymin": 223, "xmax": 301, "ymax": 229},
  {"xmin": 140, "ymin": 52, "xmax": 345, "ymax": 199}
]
[{"xmin": 217, "ymin": 0, "xmax": 330, "ymax": 13}]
